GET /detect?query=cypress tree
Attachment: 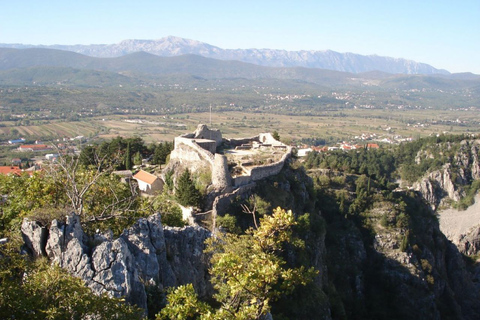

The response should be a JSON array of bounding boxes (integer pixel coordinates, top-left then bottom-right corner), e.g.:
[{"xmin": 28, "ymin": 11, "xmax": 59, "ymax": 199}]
[
  {"xmin": 125, "ymin": 142, "xmax": 132, "ymax": 170},
  {"xmin": 175, "ymin": 169, "xmax": 202, "ymax": 207}
]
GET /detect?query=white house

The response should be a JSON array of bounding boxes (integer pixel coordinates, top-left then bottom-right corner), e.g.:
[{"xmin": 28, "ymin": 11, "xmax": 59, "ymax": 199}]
[
  {"xmin": 297, "ymin": 148, "xmax": 313, "ymax": 157},
  {"xmin": 133, "ymin": 170, "xmax": 163, "ymax": 195}
]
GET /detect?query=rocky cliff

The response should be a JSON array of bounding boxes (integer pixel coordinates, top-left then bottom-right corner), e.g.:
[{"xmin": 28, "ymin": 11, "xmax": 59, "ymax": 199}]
[
  {"xmin": 321, "ymin": 190, "xmax": 480, "ymax": 319},
  {"xmin": 19, "ymin": 158, "xmax": 480, "ymax": 319},
  {"xmin": 21, "ymin": 213, "xmax": 211, "ymax": 315},
  {"xmin": 414, "ymin": 140, "xmax": 480, "ymax": 210}
]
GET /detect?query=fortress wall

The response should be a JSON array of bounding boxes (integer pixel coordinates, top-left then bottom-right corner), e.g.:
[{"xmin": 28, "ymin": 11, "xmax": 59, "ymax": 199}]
[
  {"xmin": 171, "ymin": 137, "xmax": 215, "ymax": 166},
  {"xmin": 250, "ymin": 146, "xmax": 292, "ymax": 181},
  {"xmin": 212, "ymin": 182, "xmax": 257, "ymax": 219},
  {"xmin": 196, "ymin": 140, "xmax": 217, "ymax": 155},
  {"xmin": 194, "ymin": 125, "xmax": 223, "ymax": 147},
  {"xmin": 226, "ymin": 136, "xmax": 260, "ymax": 147},
  {"xmin": 231, "ymin": 147, "xmax": 292, "ymax": 187},
  {"xmin": 259, "ymin": 132, "xmax": 283, "ymax": 146},
  {"xmin": 212, "ymin": 154, "xmax": 232, "ymax": 192},
  {"xmin": 233, "ymin": 175, "xmax": 252, "ymax": 187}
]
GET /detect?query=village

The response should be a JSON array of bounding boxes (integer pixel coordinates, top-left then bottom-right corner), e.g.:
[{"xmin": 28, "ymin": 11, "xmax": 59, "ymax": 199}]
[{"xmin": 0, "ymin": 124, "xmax": 411, "ymax": 185}]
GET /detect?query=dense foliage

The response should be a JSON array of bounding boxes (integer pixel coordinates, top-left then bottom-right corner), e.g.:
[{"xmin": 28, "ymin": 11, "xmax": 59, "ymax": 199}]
[{"xmin": 159, "ymin": 207, "xmax": 317, "ymax": 320}]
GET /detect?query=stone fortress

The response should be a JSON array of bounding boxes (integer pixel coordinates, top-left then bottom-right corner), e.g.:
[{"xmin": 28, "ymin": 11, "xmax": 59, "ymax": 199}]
[{"xmin": 165, "ymin": 124, "xmax": 292, "ymax": 220}]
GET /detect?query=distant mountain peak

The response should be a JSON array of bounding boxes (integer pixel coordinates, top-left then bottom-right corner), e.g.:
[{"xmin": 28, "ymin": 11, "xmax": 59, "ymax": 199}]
[{"xmin": 0, "ymin": 36, "xmax": 449, "ymax": 75}]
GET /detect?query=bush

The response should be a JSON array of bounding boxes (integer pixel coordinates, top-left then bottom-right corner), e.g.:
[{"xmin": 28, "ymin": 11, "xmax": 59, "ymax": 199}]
[{"xmin": 216, "ymin": 214, "xmax": 241, "ymax": 234}]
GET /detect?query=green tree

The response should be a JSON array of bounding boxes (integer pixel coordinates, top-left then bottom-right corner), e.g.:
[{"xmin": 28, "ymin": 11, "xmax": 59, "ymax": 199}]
[
  {"xmin": 153, "ymin": 141, "xmax": 174, "ymax": 165},
  {"xmin": 272, "ymin": 130, "xmax": 280, "ymax": 141},
  {"xmin": 0, "ymin": 172, "xmax": 65, "ymax": 237},
  {"xmin": 134, "ymin": 151, "xmax": 143, "ymax": 166},
  {"xmin": 125, "ymin": 142, "xmax": 132, "ymax": 170},
  {"xmin": 175, "ymin": 169, "xmax": 202, "ymax": 208},
  {"xmin": 159, "ymin": 207, "xmax": 317, "ymax": 320}
]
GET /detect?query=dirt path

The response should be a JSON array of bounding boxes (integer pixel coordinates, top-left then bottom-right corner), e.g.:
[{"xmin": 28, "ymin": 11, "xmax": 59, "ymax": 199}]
[{"xmin": 438, "ymin": 194, "xmax": 480, "ymax": 244}]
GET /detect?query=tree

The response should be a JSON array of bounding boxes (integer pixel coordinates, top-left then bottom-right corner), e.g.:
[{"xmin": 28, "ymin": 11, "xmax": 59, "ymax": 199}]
[
  {"xmin": 45, "ymin": 149, "xmax": 138, "ymax": 228},
  {"xmin": 125, "ymin": 142, "xmax": 132, "ymax": 170},
  {"xmin": 153, "ymin": 141, "xmax": 174, "ymax": 165},
  {"xmin": 133, "ymin": 151, "xmax": 143, "ymax": 166},
  {"xmin": 175, "ymin": 169, "xmax": 202, "ymax": 208},
  {"xmin": 159, "ymin": 207, "xmax": 317, "ymax": 320},
  {"xmin": 272, "ymin": 130, "xmax": 280, "ymax": 141}
]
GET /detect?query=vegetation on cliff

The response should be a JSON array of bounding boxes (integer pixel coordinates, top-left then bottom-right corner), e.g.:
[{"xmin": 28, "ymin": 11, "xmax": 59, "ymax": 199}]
[
  {"xmin": 1, "ymin": 133, "xmax": 480, "ymax": 319},
  {"xmin": 159, "ymin": 207, "xmax": 317, "ymax": 320}
]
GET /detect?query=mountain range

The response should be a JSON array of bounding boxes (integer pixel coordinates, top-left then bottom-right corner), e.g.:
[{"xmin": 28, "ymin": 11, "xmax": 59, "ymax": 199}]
[
  {"xmin": 1, "ymin": 47, "xmax": 479, "ymax": 92},
  {"xmin": 0, "ymin": 36, "xmax": 450, "ymax": 75}
]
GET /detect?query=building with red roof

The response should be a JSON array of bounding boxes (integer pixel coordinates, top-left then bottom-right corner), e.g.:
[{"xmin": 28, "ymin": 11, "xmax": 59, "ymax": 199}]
[
  {"xmin": 18, "ymin": 144, "xmax": 52, "ymax": 152},
  {"xmin": 0, "ymin": 166, "xmax": 23, "ymax": 176},
  {"xmin": 133, "ymin": 170, "xmax": 163, "ymax": 195}
]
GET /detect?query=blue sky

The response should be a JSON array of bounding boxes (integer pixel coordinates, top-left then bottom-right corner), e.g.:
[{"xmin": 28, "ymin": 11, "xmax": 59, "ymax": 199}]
[{"xmin": 1, "ymin": 0, "xmax": 479, "ymax": 73}]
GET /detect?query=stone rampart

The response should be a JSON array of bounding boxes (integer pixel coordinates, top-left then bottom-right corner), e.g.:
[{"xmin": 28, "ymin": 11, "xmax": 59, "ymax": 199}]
[
  {"xmin": 212, "ymin": 154, "xmax": 232, "ymax": 192},
  {"xmin": 233, "ymin": 175, "xmax": 252, "ymax": 187},
  {"xmin": 232, "ymin": 146, "xmax": 292, "ymax": 187},
  {"xmin": 171, "ymin": 137, "xmax": 215, "ymax": 167},
  {"xmin": 212, "ymin": 183, "xmax": 257, "ymax": 220},
  {"xmin": 194, "ymin": 124, "xmax": 223, "ymax": 147},
  {"xmin": 250, "ymin": 146, "xmax": 292, "ymax": 181},
  {"xmin": 259, "ymin": 133, "xmax": 283, "ymax": 146},
  {"xmin": 226, "ymin": 136, "xmax": 260, "ymax": 147}
]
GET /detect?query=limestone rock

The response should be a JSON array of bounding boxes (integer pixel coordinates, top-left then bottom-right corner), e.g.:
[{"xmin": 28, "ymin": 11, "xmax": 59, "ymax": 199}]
[
  {"xmin": 120, "ymin": 214, "xmax": 176, "ymax": 288},
  {"xmin": 414, "ymin": 164, "xmax": 463, "ymax": 210},
  {"xmin": 21, "ymin": 219, "xmax": 47, "ymax": 257},
  {"xmin": 90, "ymin": 238, "xmax": 146, "ymax": 307},
  {"xmin": 471, "ymin": 144, "xmax": 480, "ymax": 180},
  {"xmin": 458, "ymin": 226, "xmax": 480, "ymax": 256},
  {"xmin": 164, "ymin": 225, "xmax": 212, "ymax": 298},
  {"xmin": 22, "ymin": 213, "xmax": 212, "ymax": 314}
]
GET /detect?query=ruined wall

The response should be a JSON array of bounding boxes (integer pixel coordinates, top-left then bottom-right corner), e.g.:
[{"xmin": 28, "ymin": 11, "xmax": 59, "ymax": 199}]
[
  {"xmin": 250, "ymin": 147, "xmax": 292, "ymax": 180},
  {"xmin": 259, "ymin": 132, "xmax": 284, "ymax": 146},
  {"xmin": 233, "ymin": 175, "xmax": 252, "ymax": 187},
  {"xmin": 211, "ymin": 183, "xmax": 257, "ymax": 219},
  {"xmin": 232, "ymin": 147, "xmax": 292, "ymax": 188},
  {"xmin": 194, "ymin": 124, "xmax": 223, "ymax": 147},
  {"xmin": 226, "ymin": 136, "xmax": 260, "ymax": 147},
  {"xmin": 195, "ymin": 140, "xmax": 217, "ymax": 155},
  {"xmin": 170, "ymin": 137, "xmax": 215, "ymax": 168}
]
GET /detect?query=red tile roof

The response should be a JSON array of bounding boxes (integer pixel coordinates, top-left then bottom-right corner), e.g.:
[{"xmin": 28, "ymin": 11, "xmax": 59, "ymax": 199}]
[
  {"xmin": 0, "ymin": 166, "xmax": 23, "ymax": 175},
  {"xmin": 133, "ymin": 170, "xmax": 158, "ymax": 185},
  {"xmin": 18, "ymin": 144, "xmax": 51, "ymax": 151}
]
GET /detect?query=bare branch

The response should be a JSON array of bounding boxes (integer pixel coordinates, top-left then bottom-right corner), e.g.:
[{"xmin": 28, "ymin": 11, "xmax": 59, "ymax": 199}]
[{"xmin": 241, "ymin": 195, "xmax": 258, "ymax": 229}]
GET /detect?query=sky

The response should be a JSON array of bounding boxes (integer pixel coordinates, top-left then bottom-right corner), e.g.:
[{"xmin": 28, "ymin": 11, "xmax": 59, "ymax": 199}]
[{"xmin": 1, "ymin": 0, "xmax": 479, "ymax": 74}]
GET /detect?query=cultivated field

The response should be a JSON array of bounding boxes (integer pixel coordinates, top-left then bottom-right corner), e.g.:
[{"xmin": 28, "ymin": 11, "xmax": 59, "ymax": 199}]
[{"xmin": 1, "ymin": 108, "xmax": 479, "ymax": 145}]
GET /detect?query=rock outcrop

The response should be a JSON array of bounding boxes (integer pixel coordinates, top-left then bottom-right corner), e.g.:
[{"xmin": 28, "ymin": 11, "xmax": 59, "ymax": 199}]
[
  {"xmin": 413, "ymin": 140, "xmax": 480, "ymax": 210},
  {"xmin": 458, "ymin": 226, "xmax": 480, "ymax": 256},
  {"xmin": 21, "ymin": 213, "xmax": 211, "ymax": 314},
  {"xmin": 414, "ymin": 164, "xmax": 464, "ymax": 210}
]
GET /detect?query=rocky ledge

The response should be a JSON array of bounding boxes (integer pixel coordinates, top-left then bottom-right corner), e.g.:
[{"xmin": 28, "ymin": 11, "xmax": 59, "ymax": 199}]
[{"xmin": 21, "ymin": 213, "xmax": 212, "ymax": 314}]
